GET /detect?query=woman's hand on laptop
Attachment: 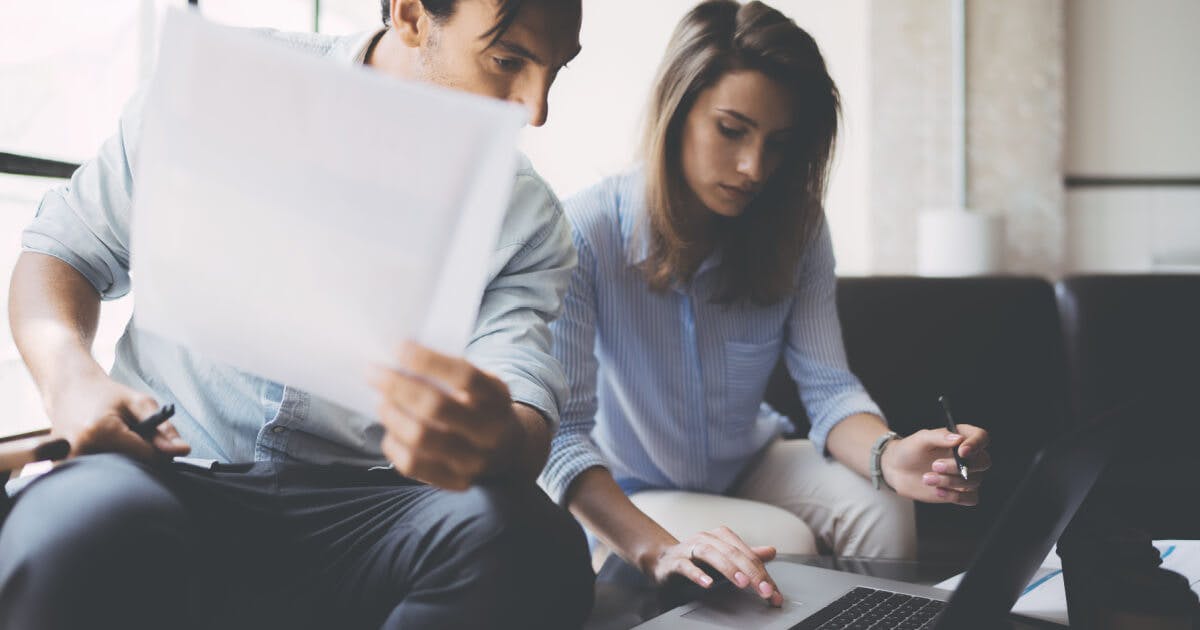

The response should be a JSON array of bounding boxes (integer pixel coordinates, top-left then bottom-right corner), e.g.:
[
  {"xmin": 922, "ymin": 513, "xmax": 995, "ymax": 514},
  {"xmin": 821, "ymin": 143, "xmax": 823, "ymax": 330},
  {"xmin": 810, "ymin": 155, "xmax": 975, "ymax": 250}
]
[
  {"xmin": 648, "ymin": 527, "xmax": 785, "ymax": 607},
  {"xmin": 880, "ymin": 426, "xmax": 992, "ymax": 506},
  {"xmin": 371, "ymin": 341, "xmax": 522, "ymax": 491}
]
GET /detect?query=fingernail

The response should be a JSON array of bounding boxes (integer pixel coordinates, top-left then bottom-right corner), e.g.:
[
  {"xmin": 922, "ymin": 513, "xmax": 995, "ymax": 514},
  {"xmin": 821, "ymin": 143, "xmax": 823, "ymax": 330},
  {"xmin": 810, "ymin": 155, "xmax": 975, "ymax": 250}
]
[
  {"xmin": 933, "ymin": 461, "xmax": 947, "ymax": 473},
  {"xmin": 923, "ymin": 473, "xmax": 938, "ymax": 485},
  {"xmin": 959, "ymin": 445, "xmax": 971, "ymax": 456},
  {"xmin": 937, "ymin": 488, "xmax": 948, "ymax": 498},
  {"xmin": 758, "ymin": 581, "xmax": 773, "ymax": 597},
  {"xmin": 701, "ymin": 575, "xmax": 713, "ymax": 586},
  {"xmin": 947, "ymin": 433, "xmax": 961, "ymax": 441},
  {"xmin": 734, "ymin": 572, "xmax": 748, "ymax": 587}
]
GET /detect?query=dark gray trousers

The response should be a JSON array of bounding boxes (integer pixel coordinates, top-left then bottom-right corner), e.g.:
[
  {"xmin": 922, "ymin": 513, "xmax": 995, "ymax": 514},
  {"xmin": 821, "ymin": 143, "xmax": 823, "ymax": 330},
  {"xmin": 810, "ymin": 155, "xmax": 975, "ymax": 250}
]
[{"xmin": 0, "ymin": 453, "xmax": 594, "ymax": 629}]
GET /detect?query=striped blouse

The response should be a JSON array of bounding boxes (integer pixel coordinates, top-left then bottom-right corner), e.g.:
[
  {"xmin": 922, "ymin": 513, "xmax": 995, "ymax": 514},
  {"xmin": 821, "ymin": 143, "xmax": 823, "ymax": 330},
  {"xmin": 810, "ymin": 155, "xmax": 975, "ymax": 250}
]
[{"xmin": 538, "ymin": 168, "xmax": 883, "ymax": 504}]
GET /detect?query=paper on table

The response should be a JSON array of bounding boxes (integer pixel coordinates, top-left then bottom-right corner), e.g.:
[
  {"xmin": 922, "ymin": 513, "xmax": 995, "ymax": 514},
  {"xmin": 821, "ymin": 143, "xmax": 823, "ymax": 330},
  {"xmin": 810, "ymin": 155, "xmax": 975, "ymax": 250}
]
[
  {"xmin": 934, "ymin": 540, "xmax": 1200, "ymax": 625},
  {"xmin": 131, "ymin": 9, "xmax": 527, "ymax": 418}
]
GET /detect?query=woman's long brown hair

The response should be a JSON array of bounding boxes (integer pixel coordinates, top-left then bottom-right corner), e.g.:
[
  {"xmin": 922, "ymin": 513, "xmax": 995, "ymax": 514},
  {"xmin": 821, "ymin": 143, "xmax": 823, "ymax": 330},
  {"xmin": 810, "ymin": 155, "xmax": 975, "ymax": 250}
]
[{"xmin": 638, "ymin": 0, "xmax": 840, "ymax": 305}]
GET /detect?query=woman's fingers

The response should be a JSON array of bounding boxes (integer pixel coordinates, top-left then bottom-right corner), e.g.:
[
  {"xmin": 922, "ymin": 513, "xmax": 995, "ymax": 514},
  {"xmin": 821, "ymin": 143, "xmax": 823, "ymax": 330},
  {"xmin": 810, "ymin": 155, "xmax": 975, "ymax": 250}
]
[
  {"xmin": 675, "ymin": 558, "xmax": 715, "ymax": 588},
  {"xmin": 706, "ymin": 528, "xmax": 782, "ymax": 602},
  {"xmin": 933, "ymin": 452, "xmax": 991, "ymax": 475},
  {"xmin": 922, "ymin": 471, "xmax": 981, "ymax": 492},
  {"xmin": 932, "ymin": 456, "xmax": 991, "ymax": 475},
  {"xmin": 955, "ymin": 424, "xmax": 990, "ymax": 456},
  {"xmin": 751, "ymin": 545, "xmax": 777, "ymax": 562},
  {"xmin": 689, "ymin": 540, "xmax": 748, "ymax": 588}
]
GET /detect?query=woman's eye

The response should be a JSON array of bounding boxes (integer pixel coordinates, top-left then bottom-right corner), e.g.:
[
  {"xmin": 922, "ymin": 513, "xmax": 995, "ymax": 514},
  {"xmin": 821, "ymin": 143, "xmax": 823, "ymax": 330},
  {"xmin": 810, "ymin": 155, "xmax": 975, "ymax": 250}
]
[
  {"xmin": 717, "ymin": 123, "xmax": 746, "ymax": 139},
  {"xmin": 493, "ymin": 57, "xmax": 524, "ymax": 72}
]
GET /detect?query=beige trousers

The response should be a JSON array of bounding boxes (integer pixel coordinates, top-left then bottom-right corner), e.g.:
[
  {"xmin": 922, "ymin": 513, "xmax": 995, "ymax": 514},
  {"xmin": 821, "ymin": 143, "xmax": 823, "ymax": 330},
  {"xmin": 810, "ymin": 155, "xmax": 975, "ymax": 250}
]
[{"xmin": 609, "ymin": 439, "xmax": 917, "ymax": 567}]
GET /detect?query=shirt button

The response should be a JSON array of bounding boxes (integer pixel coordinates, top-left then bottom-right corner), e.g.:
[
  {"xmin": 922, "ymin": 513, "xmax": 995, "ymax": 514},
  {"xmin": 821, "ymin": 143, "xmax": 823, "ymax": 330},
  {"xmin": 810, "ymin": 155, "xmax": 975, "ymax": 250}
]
[{"xmin": 271, "ymin": 426, "xmax": 286, "ymax": 434}]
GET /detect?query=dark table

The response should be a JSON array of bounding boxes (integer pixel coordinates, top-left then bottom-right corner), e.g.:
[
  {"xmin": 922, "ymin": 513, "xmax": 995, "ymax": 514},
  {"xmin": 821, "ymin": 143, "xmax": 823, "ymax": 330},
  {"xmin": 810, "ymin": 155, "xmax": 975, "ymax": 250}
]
[{"xmin": 585, "ymin": 554, "xmax": 967, "ymax": 630}]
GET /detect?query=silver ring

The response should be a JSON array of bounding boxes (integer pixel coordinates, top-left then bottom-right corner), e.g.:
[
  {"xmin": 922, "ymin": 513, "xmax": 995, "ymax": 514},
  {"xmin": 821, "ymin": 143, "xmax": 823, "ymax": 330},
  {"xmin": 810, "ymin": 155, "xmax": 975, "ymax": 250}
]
[{"xmin": 689, "ymin": 544, "xmax": 698, "ymax": 560}]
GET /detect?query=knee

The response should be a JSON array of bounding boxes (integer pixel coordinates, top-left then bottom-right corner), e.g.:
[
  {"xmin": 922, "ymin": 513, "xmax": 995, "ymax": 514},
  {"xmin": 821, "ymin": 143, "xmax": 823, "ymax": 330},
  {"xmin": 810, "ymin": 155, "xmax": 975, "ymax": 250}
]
[
  {"xmin": 761, "ymin": 513, "xmax": 820, "ymax": 555},
  {"xmin": 846, "ymin": 492, "xmax": 918, "ymax": 559},
  {"xmin": 712, "ymin": 506, "xmax": 818, "ymax": 555},
  {"xmin": 863, "ymin": 491, "xmax": 917, "ymax": 533}
]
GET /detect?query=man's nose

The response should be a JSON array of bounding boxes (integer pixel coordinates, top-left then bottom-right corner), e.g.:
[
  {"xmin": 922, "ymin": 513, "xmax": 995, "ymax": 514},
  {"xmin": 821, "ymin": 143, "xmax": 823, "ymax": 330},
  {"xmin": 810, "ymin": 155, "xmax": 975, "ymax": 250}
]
[{"xmin": 512, "ymin": 82, "xmax": 550, "ymax": 128}]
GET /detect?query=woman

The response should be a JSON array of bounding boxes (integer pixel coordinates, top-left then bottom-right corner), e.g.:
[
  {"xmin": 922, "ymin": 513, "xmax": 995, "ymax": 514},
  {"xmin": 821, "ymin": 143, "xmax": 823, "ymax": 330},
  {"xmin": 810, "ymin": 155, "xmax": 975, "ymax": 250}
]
[{"xmin": 539, "ymin": 0, "xmax": 993, "ymax": 606}]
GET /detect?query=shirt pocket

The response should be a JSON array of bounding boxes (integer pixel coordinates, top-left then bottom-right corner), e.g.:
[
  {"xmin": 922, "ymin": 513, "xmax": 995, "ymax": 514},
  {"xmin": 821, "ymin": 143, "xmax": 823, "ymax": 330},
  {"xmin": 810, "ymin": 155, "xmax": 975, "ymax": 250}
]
[{"xmin": 722, "ymin": 338, "xmax": 783, "ymax": 432}]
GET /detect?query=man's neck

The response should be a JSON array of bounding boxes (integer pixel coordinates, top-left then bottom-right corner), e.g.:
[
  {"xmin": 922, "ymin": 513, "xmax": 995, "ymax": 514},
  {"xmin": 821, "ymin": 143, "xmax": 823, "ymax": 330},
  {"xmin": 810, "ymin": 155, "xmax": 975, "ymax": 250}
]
[{"xmin": 366, "ymin": 28, "xmax": 418, "ymax": 81}]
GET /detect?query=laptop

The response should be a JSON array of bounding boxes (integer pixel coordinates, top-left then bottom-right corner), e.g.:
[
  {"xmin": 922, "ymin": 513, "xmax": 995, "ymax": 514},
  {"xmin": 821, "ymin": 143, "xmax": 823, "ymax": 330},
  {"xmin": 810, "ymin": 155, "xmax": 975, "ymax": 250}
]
[{"xmin": 634, "ymin": 410, "xmax": 1122, "ymax": 629}]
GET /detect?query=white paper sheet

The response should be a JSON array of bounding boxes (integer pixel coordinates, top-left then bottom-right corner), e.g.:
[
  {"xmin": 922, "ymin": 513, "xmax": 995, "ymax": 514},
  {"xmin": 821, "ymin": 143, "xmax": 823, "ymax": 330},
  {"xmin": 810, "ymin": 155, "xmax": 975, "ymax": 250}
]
[
  {"xmin": 131, "ymin": 9, "xmax": 527, "ymax": 417},
  {"xmin": 934, "ymin": 540, "xmax": 1200, "ymax": 625}
]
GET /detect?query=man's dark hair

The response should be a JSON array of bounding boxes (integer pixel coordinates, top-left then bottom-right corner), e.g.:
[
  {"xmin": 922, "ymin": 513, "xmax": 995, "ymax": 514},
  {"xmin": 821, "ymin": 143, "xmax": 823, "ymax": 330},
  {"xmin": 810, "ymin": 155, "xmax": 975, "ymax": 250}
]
[{"xmin": 380, "ymin": 0, "xmax": 525, "ymax": 46}]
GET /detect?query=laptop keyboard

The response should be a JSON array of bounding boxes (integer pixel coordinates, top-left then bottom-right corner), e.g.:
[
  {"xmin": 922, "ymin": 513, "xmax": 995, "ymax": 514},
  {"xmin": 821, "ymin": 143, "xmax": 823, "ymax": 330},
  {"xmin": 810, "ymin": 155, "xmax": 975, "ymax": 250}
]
[{"xmin": 791, "ymin": 586, "xmax": 944, "ymax": 629}]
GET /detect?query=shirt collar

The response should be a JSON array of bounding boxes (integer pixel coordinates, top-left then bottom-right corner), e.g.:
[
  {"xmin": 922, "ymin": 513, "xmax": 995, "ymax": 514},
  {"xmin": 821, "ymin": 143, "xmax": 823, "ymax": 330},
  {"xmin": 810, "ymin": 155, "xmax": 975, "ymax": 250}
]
[{"xmin": 327, "ymin": 28, "xmax": 386, "ymax": 65}]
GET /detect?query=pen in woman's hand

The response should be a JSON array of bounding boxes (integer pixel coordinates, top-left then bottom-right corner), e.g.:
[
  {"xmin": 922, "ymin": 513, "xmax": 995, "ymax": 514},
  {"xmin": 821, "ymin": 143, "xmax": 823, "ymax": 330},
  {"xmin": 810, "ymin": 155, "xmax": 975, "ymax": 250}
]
[{"xmin": 938, "ymin": 395, "xmax": 969, "ymax": 481}]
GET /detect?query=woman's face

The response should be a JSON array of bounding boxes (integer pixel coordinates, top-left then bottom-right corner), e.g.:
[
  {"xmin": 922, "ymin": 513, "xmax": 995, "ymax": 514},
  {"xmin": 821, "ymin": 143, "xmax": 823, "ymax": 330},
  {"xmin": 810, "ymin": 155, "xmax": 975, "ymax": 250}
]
[{"xmin": 679, "ymin": 69, "xmax": 796, "ymax": 218}]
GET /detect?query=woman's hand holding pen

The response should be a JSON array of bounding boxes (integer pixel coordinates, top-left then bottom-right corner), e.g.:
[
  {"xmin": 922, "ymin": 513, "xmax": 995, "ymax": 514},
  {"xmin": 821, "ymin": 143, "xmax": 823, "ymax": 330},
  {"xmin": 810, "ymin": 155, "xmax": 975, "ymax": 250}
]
[
  {"xmin": 46, "ymin": 370, "xmax": 190, "ymax": 462},
  {"xmin": 879, "ymin": 426, "xmax": 991, "ymax": 506}
]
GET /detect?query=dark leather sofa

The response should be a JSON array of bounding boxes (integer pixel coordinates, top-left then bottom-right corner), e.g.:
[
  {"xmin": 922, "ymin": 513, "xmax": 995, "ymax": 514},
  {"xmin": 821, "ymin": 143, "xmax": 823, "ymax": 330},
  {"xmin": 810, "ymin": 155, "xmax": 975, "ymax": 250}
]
[{"xmin": 764, "ymin": 274, "xmax": 1199, "ymax": 564}]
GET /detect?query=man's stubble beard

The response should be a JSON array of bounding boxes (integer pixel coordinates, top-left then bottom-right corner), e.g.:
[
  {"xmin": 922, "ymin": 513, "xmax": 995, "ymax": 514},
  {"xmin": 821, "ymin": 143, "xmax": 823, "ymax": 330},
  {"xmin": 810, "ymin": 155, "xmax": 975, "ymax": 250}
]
[{"xmin": 416, "ymin": 28, "xmax": 460, "ymax": 91}]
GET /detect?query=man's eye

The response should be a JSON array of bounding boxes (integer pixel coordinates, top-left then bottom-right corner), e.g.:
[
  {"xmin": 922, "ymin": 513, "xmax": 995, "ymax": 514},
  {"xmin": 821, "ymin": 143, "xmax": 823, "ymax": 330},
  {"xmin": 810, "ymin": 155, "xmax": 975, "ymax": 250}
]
[
  {"xmin": 717, "ymin": 123, "xmax": 745, "ymax": 139},
  {"xmin": 493, "ymin": 57, "xmax": 524, "ymax": 72}
]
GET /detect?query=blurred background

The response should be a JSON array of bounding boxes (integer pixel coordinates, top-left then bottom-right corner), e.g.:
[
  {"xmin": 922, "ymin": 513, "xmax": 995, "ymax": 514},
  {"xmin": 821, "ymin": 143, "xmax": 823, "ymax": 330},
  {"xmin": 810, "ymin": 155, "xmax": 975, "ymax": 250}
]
[{"xmin": 1, "ymin": 0, "xmax": 1198, "ymax": 438}]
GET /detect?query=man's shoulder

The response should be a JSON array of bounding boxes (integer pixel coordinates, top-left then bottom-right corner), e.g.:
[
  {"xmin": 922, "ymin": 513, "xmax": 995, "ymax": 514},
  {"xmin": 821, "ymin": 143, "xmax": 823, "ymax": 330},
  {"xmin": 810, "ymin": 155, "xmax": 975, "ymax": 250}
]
[
  {"xmin": 509, "ymin": 154, "xmax": 564, "ymax": 216},
  {"xmin": 492, "ymin": 154, "xmax": 568, "ymax": 256}
]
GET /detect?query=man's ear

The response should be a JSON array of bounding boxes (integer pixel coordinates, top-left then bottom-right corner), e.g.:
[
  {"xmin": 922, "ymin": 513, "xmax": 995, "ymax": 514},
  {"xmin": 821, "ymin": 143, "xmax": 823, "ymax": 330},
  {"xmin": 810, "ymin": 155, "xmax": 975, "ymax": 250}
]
[{"xmin": 391, "ymin": 0, "xmax": 433, "ymax": 48}]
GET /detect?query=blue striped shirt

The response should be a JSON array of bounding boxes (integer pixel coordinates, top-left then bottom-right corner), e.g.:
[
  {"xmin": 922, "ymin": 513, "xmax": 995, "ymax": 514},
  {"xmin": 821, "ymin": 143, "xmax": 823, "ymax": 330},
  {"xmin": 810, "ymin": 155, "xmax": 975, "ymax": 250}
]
[{"xmin": 539, "ymin": 168, "xmax": 884, "ymax": 503}]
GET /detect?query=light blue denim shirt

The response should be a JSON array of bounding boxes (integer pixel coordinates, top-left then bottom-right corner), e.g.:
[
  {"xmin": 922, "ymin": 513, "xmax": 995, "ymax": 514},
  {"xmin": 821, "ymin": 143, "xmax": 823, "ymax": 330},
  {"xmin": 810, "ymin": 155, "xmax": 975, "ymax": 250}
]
[
  {"xmin": 538, "ymin": 168, "xmax": 883, "ymax": 503},
  {"xmin": 22, "ymin": 28, "xmax": 575, "ymax": 467}
]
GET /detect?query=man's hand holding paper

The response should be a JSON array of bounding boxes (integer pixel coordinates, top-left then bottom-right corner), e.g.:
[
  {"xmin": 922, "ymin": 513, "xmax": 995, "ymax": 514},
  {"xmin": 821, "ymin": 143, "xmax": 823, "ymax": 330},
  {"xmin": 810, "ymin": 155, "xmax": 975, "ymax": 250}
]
[{"xmin": 371, "ymin": 341, "xmax": 524, "ymax": 490}]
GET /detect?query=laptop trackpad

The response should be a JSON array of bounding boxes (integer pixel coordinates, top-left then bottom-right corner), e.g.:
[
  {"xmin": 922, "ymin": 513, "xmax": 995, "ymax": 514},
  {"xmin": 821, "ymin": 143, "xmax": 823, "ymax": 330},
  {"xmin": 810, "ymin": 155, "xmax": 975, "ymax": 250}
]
[{"xmin": 680, "ymin": 588, "xmax": 799, "ymax": 628}]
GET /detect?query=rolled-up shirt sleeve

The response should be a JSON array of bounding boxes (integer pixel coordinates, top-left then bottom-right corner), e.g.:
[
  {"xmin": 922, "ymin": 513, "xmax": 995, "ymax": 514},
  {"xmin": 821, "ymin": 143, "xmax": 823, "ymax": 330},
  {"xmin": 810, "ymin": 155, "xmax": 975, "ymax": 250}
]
[
  {"xmin": 22, "ymin": 91, "xmax": 147, "ymax": 300},
  {"xmin": 786, "ymin": 219, "xmax": 884, "ymax": 455},
  {"xmin": 465, "ymin": 169, "xmax": 576, "ymax": 432},
  {"xmin": 538, "ymin": 230, "xmax": 610, "ymax": 505}
]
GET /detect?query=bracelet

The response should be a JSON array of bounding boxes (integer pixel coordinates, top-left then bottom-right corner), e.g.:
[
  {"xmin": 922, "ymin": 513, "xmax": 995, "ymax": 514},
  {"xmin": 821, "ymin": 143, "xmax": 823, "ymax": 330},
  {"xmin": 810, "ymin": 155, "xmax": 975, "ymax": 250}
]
[{"xmin": 870, "ymin": 431, "xmax": 900, "ymax": 491}]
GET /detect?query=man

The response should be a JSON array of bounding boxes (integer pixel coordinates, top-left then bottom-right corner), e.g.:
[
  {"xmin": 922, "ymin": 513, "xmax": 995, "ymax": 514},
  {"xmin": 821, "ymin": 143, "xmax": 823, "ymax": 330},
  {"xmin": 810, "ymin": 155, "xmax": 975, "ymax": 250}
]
[{"xmin": 0, "ymin": 1, "xmax": 591, "ymax": 628}]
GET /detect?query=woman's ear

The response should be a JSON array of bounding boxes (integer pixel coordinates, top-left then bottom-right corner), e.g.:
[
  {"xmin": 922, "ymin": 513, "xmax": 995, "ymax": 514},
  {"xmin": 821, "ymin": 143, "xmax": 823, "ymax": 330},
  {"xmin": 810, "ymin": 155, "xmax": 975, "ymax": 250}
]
[{"xmin": 391, "ymin": 0, "xmax": 433, "ymax": 48}]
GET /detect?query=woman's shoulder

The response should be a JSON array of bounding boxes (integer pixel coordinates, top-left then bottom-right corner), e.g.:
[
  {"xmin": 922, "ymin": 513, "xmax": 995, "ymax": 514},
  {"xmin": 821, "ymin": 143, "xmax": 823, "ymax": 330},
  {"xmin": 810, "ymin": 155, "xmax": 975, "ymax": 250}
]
[{"xmin": 562, "ymin": 166, "xmax": 645, "ymax": 249}]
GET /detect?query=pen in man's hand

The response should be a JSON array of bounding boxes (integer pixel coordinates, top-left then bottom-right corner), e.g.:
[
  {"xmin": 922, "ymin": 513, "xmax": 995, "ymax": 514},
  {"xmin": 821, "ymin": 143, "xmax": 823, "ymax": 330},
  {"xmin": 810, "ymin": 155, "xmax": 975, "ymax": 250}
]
[
  {"xmin": 131, "ymin": 404, "xmax": 176, "ymax": 440},
  {"xmin": 937, "ymin": 395, "xmax": 969, "ymax": 481}
]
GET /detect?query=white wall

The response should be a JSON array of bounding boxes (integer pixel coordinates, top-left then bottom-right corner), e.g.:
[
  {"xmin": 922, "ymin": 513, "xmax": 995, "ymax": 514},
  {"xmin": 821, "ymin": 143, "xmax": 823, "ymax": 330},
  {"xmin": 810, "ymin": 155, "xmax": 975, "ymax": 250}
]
[
  {"xmin": 1065, "ymin": 0, "xmax": 1200, "ymax": 272},
  {"xmin": 1066, "ymin": 0, "xmax": 1200, "ymax": 177}
]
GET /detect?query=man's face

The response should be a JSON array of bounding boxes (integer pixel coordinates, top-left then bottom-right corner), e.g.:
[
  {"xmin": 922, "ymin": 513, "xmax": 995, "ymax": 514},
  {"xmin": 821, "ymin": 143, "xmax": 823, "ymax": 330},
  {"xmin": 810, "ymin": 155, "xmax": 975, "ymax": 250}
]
[{"xmin": 417, "ymin": 0, "xmax": 582, "ymax": 127}]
